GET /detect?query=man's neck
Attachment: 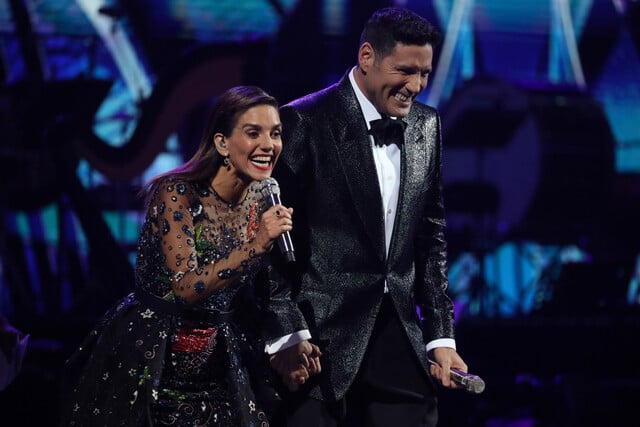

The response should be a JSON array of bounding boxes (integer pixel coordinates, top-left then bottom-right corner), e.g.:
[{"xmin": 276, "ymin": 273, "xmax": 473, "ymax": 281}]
[{"xmin": 352, "ymin": 65, "xmax": 367, "ymax": 99}]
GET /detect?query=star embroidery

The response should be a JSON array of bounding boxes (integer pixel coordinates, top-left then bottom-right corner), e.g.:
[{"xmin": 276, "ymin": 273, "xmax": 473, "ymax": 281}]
[{"xmin": 140, "ymin": 309, "xmax": 154, "ymax": 318}]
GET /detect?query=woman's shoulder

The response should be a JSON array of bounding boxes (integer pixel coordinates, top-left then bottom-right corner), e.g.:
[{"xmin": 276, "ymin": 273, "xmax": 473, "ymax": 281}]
[
  {"xmin": 144, "ymin": 177, "xmax": 210, "ymax": 211},
  {"xmin": 153, "ymin": 176, "xmax": 207, "ymax": 197}
]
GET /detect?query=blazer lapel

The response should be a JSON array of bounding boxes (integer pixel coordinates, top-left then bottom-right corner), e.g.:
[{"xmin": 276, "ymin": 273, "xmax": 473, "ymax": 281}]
[
  {"xmin": 389, "ymin": 109, "xmax": 430, "ymax": 261},
  {"xmin": 331, "ymin": 77, "xmax": 387, "ymax": 261}
]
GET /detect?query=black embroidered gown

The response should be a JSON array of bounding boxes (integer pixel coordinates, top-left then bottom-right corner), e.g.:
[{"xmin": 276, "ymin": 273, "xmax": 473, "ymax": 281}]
[{"xmin": 61, "ymin": 178, "xmax": 277, "ymax": 426}]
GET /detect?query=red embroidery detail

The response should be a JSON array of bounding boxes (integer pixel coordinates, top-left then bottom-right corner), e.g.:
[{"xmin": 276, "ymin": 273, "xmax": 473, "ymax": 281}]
[
  {"xmin": 247, "ymin": 202, "xmax": 260, "ymax": 241},
  {"xmin": 172, "ymin": 327, "xmax": 217, "ymax": 352}
]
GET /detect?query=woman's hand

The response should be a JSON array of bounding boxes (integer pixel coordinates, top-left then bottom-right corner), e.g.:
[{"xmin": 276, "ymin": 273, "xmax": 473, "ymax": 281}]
[{"xmin": 253, "ymin": 205, "xmax": 293, "ymax": 255}]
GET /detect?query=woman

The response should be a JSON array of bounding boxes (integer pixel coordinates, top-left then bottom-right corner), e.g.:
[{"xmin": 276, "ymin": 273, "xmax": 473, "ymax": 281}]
[{"xmin": 61, "ymin": 86, "xmax": 301, "ymax": 426}]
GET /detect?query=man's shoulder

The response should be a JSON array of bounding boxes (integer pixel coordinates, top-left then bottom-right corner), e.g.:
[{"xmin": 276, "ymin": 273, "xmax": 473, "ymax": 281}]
[
  {"xmin": 284, "ymin": 83, "xmax": 340, "ymax": 110},
  {"xmin": 410, "ymin": 100, "xmax": 438, "ymax": 117}
]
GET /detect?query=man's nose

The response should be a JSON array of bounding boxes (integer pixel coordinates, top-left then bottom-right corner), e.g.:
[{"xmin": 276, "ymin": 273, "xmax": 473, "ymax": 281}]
[{"xmin": 407, "ymin": 73, "xmax": 424, "ymax": 94}]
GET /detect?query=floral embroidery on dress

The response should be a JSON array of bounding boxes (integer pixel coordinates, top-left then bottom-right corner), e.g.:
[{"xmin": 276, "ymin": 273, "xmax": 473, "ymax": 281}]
[
  {"xmin": 247, "ymin": 202, "xmax": 260, "ymax": 241},
  {"xmin": 172, "ymin": 327, "xmax": 218, "ymax": 352}
]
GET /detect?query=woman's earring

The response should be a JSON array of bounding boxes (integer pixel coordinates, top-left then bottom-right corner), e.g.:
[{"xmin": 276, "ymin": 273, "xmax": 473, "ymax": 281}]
[{"xmin": 223, "ymin": 156, "xmax": 230, "ymax": 167}]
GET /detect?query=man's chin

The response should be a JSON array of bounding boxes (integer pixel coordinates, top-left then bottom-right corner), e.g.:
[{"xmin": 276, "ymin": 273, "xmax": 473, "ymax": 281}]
[
  {"xmin": 388, "ymin": 103, "xmax": 412, "ymax": 118},
  {"xmin": 392, "ymin": 109, "xmax": 411, "ymax": 118}
]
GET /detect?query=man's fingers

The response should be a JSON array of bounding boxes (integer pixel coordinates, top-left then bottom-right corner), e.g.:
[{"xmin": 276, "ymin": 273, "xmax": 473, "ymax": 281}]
[
  {"xmin": 305, "ymin": 354, "xmax": 319, "ymax": 374},
  {"xmin": 309, "ymin": 356, "xmax": 321, "ymax": 374},
  {"xmin": 299, "ymin": 352, "xmax": 310, "ymax": 368},
  {"xmin": 271, "ymin": 341, "xmax": 323, "ymax": 388},
  {"xmin": 310, "ymin": 344, "xmax": 322, "ymax": 358},
  {"xmin": 307, "ymin": 344, "xmax": 322, "ymax": 374},
  {"xmin": 307, "ymin": 358, "xmax": 317, "ymax": 375}
]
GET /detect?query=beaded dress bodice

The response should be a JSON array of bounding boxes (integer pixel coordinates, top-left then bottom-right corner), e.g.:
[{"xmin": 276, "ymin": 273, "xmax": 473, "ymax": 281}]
[{"xmin": 135, "ymin": 178, "xmax": 267, "ymax": 311}]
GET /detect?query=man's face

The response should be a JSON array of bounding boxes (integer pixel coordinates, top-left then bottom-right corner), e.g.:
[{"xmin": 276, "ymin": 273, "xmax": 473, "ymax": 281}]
[{"xmin": 359, "ymin": 42, "xmax": 433, "ymax": 118}]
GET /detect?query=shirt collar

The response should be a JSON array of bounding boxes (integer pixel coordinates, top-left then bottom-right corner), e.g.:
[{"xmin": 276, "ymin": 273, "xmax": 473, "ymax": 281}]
[{"xmin": 348, "ymin": 67, "xmax": 382, "ymax": 129}]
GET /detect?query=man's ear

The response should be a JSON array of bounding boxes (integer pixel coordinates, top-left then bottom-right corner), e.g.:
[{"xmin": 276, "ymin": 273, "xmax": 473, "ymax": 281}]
[{"xmin": 358, "ymin": 42, "xmax": 375, "ymax": 73}]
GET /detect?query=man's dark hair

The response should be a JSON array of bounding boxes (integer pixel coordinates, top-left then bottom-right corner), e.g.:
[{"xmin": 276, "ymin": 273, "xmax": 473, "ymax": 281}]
[{"xmin": 360, "ymin": 7, "xmax": 442, "ymax": 61}]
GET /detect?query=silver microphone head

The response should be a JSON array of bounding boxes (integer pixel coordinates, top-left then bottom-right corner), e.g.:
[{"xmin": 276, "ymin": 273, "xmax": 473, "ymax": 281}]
[
  {"xmin": 259, "ymin": 177, "xmax": 280, "ymax": 199},
  {"xmin": 466, "ymin": 376, "xmax": 486, "ymax": 394},
  {"xmin": 450, "ymin": 367, "xmax": 486, "ymax": 394}
]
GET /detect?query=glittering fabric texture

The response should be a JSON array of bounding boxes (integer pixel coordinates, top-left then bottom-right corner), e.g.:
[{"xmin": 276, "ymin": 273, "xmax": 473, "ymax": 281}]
[{"xmin": 61, "ymin": 178, "xmax": 276, "ymax": 426}]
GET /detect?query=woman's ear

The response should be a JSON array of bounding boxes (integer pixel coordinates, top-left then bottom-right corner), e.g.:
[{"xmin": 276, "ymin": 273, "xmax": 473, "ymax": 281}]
[{"xmin": 214, "ymin": 133, "xmax": 228, "ymax": 156}]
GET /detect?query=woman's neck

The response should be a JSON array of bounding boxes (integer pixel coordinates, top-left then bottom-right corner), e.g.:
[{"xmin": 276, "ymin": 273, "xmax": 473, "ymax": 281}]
[{"xmin": 210, "ymin": 171, "xmax": 250, "ymax": 206}]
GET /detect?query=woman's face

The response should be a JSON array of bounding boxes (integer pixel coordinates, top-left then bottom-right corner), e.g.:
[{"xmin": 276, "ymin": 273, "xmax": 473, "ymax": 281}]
[{"xmin": 221, "ymin": 104, "xmax": 282, "ymax": 182}]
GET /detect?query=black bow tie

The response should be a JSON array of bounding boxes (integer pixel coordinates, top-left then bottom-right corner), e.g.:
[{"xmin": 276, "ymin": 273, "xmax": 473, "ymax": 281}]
[{"xmin": 369, "ymin": 116, "xmax": 407, "ymax": 147}]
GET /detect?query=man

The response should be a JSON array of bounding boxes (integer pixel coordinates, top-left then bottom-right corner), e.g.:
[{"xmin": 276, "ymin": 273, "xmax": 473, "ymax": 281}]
[{"xmin": 265, "ymin": 7, "xmax": 468, "ymax": 426}]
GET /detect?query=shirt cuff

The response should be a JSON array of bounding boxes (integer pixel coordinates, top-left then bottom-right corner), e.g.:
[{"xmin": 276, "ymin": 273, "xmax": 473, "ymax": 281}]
[
  {"xmin": 264, "ymin": 330, "xmax": 312, "ymax": 354},
  {"xmin": 426, "ymin": 338, "xmax": 456, "ymax": 354}
]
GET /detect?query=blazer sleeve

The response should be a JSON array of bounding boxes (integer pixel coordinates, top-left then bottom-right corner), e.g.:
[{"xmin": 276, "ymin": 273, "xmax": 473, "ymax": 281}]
[
  {"xmin": 261, "ymin": 104, "xmax": 312, "ymax": 340},
  {"xmin": 414, "ymin": 109, "xmax": 456, "ymax": 343}
]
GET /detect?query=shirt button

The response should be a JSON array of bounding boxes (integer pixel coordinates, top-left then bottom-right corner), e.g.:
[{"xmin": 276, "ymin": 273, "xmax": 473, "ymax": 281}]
[{"xmin": 387, "ymin": 209, "xmax": 393, "ymax": 215}]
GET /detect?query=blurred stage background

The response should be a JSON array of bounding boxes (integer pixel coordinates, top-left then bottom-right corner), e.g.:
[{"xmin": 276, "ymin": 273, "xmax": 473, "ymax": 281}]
[{"xmin": 1, "ymin": 0, "xmax": 639, "ymax": 425}]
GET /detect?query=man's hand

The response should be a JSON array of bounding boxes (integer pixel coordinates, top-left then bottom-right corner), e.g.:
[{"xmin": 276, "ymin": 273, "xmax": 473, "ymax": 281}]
[
  {"xmin": 428, "ymin": 347, "xmax": 468, "ymax": 389},
  {"xmin": 269, "ymin": 340, "xmax": 322, "ymax": 391}
]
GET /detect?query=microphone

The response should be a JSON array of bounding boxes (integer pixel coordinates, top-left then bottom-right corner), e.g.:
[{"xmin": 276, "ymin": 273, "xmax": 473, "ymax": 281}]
[
  {"xmin": 428, "ymin": 359, "xmax": 485, "ymax": 394},
  {"xmin": 259, "ymin": 177, "xmax": 296, "ymax": 262},
  {"xmin": 449, "ymin": 367, "xmax": 485, "ymax": 394}
]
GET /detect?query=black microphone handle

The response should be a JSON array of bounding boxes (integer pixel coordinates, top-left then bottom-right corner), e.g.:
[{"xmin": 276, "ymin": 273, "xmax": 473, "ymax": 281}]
[{"xmin": 265, "ymin": 193, "xmax": 296, "ymax": 262}]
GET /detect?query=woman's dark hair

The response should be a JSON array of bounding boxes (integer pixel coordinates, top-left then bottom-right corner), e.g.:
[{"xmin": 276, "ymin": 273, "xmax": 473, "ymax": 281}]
[
  {"xmin": 360, "ymin": 7, "xmax": 442, "ymax": 61},
  {"xmin": 140, "ymin": 85, "xmax": 278, "ymax": 203}
]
